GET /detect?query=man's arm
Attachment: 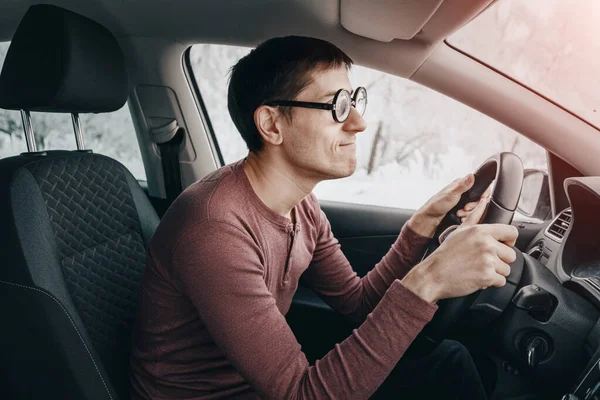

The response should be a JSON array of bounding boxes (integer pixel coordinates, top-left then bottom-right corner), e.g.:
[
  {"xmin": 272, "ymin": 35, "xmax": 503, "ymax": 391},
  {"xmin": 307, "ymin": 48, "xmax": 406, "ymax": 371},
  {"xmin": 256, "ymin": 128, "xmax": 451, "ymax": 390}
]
[
  {"xmin": 173, "ymin": 220, "xmax": 437, "ymax": 400},
  {"xmin": 301, "ymin": 176, "xmax": 490, "ymax": 324},
  {"xmin": 301, "ymin": 202, "xmax": 430, "ymax": 324}
]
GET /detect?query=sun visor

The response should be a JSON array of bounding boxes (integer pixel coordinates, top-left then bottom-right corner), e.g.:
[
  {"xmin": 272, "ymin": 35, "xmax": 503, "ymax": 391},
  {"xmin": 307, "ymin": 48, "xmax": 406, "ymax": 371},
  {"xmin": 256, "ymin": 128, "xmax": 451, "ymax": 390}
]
[{"xmin": 340, "ymin": 0, "xmax": 445, "ymax": 42}]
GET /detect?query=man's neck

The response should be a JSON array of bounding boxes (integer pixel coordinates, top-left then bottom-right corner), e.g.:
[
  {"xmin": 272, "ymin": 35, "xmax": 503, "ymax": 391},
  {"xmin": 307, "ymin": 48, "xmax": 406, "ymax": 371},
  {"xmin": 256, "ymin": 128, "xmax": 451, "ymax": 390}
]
[{"xmin": 243, "ymin": 151, "xmax": 315, "ymax": 221}]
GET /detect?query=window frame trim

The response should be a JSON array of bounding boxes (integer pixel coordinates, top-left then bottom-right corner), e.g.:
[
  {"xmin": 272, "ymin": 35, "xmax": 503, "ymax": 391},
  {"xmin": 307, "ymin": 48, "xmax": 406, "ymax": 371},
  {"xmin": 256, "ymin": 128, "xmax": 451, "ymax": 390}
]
[{"xmin": 183, "ymin": 46, "xmax": 226, "ymax": 167}]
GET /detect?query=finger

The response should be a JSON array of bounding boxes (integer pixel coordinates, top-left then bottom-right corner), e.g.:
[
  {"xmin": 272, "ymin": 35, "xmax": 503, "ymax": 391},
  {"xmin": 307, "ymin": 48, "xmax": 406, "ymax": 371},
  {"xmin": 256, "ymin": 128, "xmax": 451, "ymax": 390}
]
[
  {"xmin": 463, "ymin": 201, "xmax": 478, "ymax": 212},
  {"xmin": 489, "ymin": 274, "xmax": 507, "ymax": 288},
  {"xmin": 482, "ymin": 186, "xmax": 492, "ymax": 198},
  {"xmin": 457, "ymin": 211, "xmax": 475, "ymax": 220},
  {"xmin": 494, "ymin": 259, "xmax": 512, "ymax": 277},
  {"xmin": 458, "ymin": 173, "xmax": 475, "ymax": 193},
  {"xmin": 462, "ymin": 196, "xmax": 490, "ymax": 226},
  {"xmin": 443, "ymin": 174, "xmax": 474, "ymax": 196},
  {"xmin": 438, "ymin": 177, "xmax": 462, "ymax": 196},
  {"xmin": 490, "ymin": 240, "xmax": 517, "ymax": 265},
  {"xmin": 464, "ymin": 186, "xmax": 492, "ymax": 210},
  {"xmin": 456, "ymin": 203, "xmax": 477, "ymax": 218},
  {"xmin": 461, "ymin": 217, "xmax": 466, "ymax": 224},
  {"xmin": 477, "ymin": 224, "xmax": 519, "ymax": 246},
  {"xmin": 446, "ymin": 177, "xmax": 463, "ymax": 190},
  {"xmin": 457, "ymin": 186, "xmax": 491, "ymax": 219}
]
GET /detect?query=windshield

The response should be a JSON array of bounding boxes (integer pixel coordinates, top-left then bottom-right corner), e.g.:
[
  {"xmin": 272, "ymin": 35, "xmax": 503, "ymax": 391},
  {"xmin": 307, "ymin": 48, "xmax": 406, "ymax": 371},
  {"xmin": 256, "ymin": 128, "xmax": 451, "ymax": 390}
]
[{"xmin": 449, "ymin": 0, "xmax": 600, "ymax": 129}]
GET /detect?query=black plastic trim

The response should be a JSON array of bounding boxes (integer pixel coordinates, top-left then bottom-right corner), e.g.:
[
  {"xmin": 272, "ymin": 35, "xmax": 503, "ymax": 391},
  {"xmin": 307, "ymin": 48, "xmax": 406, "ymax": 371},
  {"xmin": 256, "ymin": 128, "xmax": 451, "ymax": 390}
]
[{"xmin": 183, "ymin": 46, "xmax": 226, "ymax": 167}]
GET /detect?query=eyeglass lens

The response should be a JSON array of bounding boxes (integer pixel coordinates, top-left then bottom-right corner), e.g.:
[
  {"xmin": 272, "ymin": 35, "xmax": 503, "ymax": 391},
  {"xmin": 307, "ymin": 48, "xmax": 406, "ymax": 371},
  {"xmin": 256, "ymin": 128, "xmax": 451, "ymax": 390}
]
[{"xmin": 334, "ymin": 88, "xmax": 367, "ymax": 122}]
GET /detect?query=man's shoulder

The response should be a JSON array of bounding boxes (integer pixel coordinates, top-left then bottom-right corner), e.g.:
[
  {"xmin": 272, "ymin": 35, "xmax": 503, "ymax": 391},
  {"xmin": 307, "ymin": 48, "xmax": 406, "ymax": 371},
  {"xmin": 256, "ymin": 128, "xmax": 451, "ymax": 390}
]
[
  {"xmin": 181, "ymin": 160, "xmax": 249, "ymax": 218},
  {"xmin": 150, "ymin": 161, "xmax": 247, "ymax": 246}
]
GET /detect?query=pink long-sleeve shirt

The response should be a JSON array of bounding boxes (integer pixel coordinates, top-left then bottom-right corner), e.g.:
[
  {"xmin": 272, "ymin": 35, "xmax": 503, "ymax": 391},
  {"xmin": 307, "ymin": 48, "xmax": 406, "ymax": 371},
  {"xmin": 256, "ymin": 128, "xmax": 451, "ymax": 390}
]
[{"xmin": 130, "ymin": 159, "xmax": 438, "ymax": 399}]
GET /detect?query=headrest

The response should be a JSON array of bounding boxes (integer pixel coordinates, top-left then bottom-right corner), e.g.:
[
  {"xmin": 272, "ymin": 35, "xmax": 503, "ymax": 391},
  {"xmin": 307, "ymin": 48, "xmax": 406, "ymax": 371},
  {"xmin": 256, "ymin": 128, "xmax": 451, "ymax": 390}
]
[{"xmin": 0, "ymin": 4, "xmax": 128, "ymax": 113}]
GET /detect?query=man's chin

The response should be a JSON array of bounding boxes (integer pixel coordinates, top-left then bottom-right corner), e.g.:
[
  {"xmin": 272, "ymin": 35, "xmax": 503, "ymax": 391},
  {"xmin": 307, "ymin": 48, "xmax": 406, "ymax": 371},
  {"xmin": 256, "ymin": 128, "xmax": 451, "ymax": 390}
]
[{"xmin": 324, "ymin": 164, "xmax": 357, "ymax": 180}]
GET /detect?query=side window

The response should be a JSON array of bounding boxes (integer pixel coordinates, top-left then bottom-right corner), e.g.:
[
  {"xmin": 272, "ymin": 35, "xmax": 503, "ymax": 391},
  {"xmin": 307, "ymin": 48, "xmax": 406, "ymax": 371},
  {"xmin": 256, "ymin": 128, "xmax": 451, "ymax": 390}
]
[
  {"xmin": 188, "ymin": 44, "xmax": 547, "ymax": 220},
  {"xmin": 0, "ymin": 41, "xmax": 146, "ymax": 180},
  {"xmin": 189, "ymin": 44, "xmax": 251, "ymax": 164}
]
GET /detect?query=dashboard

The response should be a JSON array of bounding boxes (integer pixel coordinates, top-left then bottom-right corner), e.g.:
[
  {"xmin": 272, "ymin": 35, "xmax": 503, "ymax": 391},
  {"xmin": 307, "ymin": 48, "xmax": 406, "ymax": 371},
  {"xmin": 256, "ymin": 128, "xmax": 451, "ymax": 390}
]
[
  {"xmin": 518, "ymin": 177, "xmax": 600, "ymax": 398},
  {"xmin": 524, "ymin": 177, "xmax": 600, "ymax": 307}
]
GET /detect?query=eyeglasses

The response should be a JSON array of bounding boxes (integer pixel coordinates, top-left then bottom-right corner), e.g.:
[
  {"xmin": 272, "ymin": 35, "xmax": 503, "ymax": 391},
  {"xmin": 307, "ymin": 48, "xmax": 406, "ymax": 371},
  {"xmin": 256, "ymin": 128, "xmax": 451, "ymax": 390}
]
[{"xmin": 264, "ymin": 87, "xmax": 367, "ymax": 123}]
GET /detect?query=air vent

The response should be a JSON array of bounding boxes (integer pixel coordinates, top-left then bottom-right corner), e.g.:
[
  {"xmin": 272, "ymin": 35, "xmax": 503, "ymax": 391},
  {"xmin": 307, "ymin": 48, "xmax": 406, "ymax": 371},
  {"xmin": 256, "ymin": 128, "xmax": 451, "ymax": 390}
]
[{"xmin": 545, "ymin": 208, "xmax": 572, "ymax": 242}]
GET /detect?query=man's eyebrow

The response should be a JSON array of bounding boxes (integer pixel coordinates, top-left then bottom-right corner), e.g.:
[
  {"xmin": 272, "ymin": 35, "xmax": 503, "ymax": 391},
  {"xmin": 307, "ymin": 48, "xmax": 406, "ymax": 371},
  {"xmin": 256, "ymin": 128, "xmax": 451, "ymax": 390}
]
[{"xmin": 319, "ymin": 88, "xmax": 353, "ymax": 101}]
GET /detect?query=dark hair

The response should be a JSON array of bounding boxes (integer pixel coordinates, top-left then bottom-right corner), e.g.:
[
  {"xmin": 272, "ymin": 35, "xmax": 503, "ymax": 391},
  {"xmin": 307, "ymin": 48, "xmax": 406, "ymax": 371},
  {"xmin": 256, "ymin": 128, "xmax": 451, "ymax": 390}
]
[{"xmin": 227, "ymin": 36, "xmax": 353, "ymax": 153}]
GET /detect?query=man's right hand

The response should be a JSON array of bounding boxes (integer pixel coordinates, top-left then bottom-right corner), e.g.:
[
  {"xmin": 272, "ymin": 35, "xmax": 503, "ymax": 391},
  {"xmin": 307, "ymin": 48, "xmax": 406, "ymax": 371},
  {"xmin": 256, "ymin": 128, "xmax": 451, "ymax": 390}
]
[{"xmin": 402, "ymin": 195, "xmax": 519, "ymax": 304}]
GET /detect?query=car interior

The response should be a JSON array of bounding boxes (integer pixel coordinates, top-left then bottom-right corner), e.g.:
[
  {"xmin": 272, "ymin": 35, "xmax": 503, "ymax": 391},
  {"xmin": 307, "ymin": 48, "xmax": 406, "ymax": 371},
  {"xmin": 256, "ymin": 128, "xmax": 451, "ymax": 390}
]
[{"xmin": 0, "ymin": 1, "xmax": 599, "ymax": 399}]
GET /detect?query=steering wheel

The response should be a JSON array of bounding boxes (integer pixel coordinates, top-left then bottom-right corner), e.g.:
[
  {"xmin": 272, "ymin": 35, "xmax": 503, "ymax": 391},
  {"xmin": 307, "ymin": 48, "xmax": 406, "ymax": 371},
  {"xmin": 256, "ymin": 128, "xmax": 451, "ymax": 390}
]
[{"xmin": 419, "ymin": 152, "xmax": 526, "ymax": 344}]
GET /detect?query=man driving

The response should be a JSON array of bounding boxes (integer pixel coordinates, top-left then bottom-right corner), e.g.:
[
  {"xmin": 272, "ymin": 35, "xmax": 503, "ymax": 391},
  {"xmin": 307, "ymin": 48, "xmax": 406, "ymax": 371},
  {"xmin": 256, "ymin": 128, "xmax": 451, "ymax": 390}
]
[{"xmin": 130, "ymin": 36, "xmax": 518, "ymax": 399}]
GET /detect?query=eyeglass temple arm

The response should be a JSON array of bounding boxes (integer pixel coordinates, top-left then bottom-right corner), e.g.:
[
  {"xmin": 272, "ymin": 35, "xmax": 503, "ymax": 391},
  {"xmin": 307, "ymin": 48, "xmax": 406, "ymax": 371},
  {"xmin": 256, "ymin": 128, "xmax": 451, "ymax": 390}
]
[{"xmin": 264, "ymin": 100, "xmax": 333, "ymax": 111}]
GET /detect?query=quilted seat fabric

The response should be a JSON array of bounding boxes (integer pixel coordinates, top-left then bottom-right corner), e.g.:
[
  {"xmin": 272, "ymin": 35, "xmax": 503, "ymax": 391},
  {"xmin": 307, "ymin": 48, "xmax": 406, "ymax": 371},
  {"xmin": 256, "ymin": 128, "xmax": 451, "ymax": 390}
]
[{"xmin": 27, "ymin": 155, "xmax": 146, "ymax": 389}]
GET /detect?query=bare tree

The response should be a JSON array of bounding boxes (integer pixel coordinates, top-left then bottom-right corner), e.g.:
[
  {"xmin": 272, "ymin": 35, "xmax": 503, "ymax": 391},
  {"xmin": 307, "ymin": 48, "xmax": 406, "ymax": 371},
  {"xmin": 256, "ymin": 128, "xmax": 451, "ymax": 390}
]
[
  {"xmin": 367, "ymin": 121, "xmax": 384, "ymax": 175},
  {"xmin": 395, "ymin": 132, "xmax": 435, "ymax": 165},
  {"xmin": 0, "ymin": 110, "xmax": 23, "ymax": 138}
]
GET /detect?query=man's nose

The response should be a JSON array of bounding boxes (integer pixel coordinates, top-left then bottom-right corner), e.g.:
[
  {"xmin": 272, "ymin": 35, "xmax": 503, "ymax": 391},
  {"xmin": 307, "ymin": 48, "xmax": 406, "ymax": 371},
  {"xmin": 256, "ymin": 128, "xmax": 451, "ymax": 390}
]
[{"xmin": 343, "ymin": 106, "xmax": 367, "ymax": 133}]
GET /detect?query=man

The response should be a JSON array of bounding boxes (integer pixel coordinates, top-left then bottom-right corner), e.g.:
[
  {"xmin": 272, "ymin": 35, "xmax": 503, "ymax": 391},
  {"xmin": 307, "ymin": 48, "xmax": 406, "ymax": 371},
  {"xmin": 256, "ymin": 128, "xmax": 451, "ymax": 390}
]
[{"xmin": 130, "ymin": 36, "xmax": 517, "ymax": 399}]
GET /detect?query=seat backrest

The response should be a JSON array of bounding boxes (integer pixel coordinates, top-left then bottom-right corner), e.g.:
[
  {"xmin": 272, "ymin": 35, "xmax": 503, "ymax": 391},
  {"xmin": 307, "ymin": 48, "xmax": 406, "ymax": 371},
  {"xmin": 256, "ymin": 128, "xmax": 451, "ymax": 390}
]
[{"xmin": 0, "ymin": 5, "xmax": 159, "ymax": 399}]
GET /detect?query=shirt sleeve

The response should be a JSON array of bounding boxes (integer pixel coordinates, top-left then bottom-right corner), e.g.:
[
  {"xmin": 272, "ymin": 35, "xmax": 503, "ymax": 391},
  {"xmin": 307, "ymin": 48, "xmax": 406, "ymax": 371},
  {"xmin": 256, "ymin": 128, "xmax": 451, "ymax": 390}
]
[
  {"xmin": 301, "ymin": 204, "xmax": 432, "ymax": 324},
  {"xmin": 172, "ymin": 219, "xmax": 437, "ymax": 400}
]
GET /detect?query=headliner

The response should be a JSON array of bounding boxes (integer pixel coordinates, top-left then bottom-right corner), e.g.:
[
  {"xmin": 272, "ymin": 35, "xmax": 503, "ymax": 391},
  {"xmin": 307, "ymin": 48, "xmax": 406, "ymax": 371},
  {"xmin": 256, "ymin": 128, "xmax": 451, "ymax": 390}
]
[{"xmin": 0, "ymin": 0, "xmax": 494, "ymax": 76}]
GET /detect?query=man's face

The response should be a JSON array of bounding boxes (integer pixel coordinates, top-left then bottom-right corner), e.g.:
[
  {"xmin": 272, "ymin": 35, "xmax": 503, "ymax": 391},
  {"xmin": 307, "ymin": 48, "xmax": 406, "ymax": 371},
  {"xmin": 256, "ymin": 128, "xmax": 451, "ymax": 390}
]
[{"xmin": 279, "ymin": 66, "xmax": 367, "ymax": 181}]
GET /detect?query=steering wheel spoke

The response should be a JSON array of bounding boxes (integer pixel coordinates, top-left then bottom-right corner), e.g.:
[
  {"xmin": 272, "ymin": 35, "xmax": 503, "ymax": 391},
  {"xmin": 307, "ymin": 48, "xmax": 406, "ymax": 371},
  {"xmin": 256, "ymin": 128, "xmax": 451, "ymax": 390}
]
[{"xmin": 419, "ymin": 152, "xmax": 526, "ymax": 344}]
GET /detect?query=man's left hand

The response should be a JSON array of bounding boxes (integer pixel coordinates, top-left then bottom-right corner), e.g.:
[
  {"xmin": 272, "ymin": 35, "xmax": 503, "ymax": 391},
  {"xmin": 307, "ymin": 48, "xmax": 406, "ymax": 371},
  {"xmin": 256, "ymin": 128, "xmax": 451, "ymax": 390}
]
[{"xmin": 407, "ymin": 174, "xmax": 490, "ymax": 238}]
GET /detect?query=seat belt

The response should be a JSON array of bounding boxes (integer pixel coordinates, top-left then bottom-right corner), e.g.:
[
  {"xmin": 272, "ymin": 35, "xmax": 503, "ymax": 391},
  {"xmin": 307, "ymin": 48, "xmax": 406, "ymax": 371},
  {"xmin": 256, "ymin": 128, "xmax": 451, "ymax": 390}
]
[{"xmin": 151, "ymin": 119, "xmax": 184, "ymax": 202}]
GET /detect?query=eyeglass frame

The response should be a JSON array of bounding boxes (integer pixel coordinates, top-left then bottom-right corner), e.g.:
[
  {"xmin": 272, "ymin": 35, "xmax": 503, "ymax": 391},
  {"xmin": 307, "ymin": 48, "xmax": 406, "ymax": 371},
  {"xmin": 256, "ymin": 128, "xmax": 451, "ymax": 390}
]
[{"xmin": 263, "ymin": 87, "xmax": 367, "ymax": 123}]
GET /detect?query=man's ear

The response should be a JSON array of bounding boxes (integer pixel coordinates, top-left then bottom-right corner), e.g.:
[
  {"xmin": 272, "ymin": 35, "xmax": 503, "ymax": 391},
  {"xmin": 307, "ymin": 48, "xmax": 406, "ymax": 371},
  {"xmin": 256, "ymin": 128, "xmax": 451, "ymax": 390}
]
[{"xmin": 254, "ymin": 105, "xmax": 284, "ymax": 146}]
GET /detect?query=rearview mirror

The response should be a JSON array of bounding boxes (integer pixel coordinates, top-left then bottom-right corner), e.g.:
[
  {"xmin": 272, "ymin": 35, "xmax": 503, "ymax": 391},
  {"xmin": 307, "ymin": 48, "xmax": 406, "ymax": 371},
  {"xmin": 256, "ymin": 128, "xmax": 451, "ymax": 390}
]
[{"xmin": 517, "ymin": 169, "xmax": 551, "ymax": 221}]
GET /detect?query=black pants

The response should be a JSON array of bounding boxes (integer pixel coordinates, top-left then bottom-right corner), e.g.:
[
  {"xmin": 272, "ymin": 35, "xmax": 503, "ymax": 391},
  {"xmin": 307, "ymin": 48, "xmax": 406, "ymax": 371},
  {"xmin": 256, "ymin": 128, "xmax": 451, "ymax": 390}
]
[{"xmin": 371, "ymin": 340, "xmax": 488, "ymax": 400}]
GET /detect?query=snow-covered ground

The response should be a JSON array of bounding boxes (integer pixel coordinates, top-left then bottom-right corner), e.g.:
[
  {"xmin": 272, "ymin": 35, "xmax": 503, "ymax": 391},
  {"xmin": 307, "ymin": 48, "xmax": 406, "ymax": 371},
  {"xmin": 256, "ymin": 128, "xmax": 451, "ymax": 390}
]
[{"xmin": 313, "ymin": 150, "xmax": 479, "ymax": 211}]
